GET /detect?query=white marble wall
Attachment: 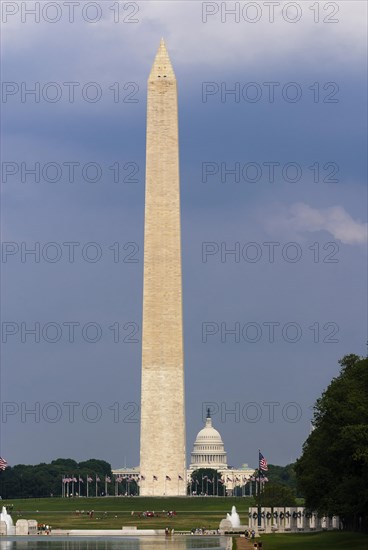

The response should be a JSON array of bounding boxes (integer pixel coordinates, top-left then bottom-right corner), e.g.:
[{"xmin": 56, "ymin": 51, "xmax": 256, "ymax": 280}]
[{"xmin": 248, "ymin": 507, "xmax": 341, "ymax": 533}]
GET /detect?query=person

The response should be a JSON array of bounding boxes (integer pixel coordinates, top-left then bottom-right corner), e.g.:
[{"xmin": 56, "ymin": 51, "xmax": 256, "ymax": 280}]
[
  {"xmin": 258, "ymin": 543, "xmax": 263, "ymax": 549},
  {"xmin": 165, "ymin": 527, "xmax": 169, "ymax": 536},
  {"xmin": 251, "ymin": 530, "xmax": 255, "ymax": 540}
]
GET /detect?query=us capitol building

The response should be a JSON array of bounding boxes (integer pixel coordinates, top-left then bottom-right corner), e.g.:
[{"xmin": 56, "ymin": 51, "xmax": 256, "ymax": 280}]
[{"xmin": 113, "ymin": 410, "xmax": 255, "ymax": 495}]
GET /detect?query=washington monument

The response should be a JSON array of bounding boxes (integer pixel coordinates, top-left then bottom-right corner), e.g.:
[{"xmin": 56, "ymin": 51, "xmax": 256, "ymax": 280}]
[{"xmin": 139, "ymin": 40, "xmax": 186, "ymax": 496}]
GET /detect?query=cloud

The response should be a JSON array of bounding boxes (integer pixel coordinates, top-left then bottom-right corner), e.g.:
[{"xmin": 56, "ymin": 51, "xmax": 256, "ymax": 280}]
[
  {"xmin": 268, "ymin": 202, "xmax": 367, "ymax": 244},
  {"xmin": 1, "ymin": 0, "xmax": 366, "ymax": 78}
]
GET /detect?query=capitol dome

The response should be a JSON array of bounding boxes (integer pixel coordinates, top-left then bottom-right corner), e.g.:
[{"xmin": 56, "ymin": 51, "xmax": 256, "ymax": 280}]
[{"xmin": 189, "ymin": 409, "xmax": 228, "ymax": 470}]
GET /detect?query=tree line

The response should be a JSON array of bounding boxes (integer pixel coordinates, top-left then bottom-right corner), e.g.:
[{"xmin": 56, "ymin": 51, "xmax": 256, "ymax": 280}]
[
  {"xmin": 0, "ymin": 458, "xmax": 115, "ymax": 499},
  {"xmin": 295, "ymin": 354, "xmax": 368, "ymax": 532}
]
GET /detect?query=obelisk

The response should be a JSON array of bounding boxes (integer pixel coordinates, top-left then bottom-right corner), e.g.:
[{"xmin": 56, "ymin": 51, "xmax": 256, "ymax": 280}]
[{"xmin": 139, "ymin": 39, "xmax": 186, "ymax": 496}]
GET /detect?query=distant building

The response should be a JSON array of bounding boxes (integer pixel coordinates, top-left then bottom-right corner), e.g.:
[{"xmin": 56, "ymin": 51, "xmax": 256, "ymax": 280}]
[
  {"xmin": 188, "ymin": 409, "xmax": 255, "ymax": 494},
  {"xmin": 112, "ymin": 409, "xmax": 255, "ymax": 495}
]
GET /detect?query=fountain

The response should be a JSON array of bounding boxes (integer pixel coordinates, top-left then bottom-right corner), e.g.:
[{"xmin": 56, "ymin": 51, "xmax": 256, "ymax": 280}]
[
  {"xmin": 219, "ymin": 505, "xmax": 244, "ymax": 532},
  {"xmin": 226, "ymin": 505, "xmax": 241, "ymax": 528},
  {"xmin": 0, "ymin": 506, "xmax": 15, "ymax": 535}
]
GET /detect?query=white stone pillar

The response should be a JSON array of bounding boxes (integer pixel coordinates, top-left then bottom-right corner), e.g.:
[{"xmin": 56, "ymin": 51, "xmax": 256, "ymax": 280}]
[
  {"xmin": 284, "ymin": 508, "xmax": 292, "ymax": 531},
  {"xmin": 264, "ymin": 508, "xmax": 272, "ymax": 533},
  {"xmin": 296, "ymin": 506, "xmax": 305, "ymax": 530}
]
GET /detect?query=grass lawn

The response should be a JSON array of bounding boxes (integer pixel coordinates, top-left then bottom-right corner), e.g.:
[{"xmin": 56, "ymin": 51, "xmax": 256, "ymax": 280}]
[
  {"xmin": 2, "ymin": 496, "xmax": 255, "ymax": 530},
  {"xmin": 257, "ymin": 532, "xmax": 368, "ymax": 550}
]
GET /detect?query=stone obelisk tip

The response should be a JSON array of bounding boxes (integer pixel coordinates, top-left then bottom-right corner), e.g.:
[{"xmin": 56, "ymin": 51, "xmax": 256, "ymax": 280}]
[{"xmin": 149, "ymin": 38, "xmax": 175, "ymax": 81}]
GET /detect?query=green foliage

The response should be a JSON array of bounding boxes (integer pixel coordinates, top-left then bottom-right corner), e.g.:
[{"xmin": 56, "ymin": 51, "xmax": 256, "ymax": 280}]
[
  {"xmin": 0, "ymin": 458, "xmax": 113, "ymax": 499},
  {"xmin": 267, "ymin": 463, "xmax": 300, "ymax": 494},
  {"xmin": 78, "ymin": 459, "xmax": 111, "ymax": 475},
  {"xmin": 295, "ymin": 354, "xmax": 368, "ymax": 531},
  {"xmin": 259, "ymin": 482, "xmax": 297, "ymax": 507},
  {"xmin": 189, "ymin": 468, "xmax": 226, "ymax": 496}
]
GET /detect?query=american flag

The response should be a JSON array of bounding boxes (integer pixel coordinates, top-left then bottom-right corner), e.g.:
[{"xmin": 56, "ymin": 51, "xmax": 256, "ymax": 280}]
[
  {"xmin": 79, "ymin": 477, "xmax": 84, "ymax": 483},
  {"xmin": 178, "ymin": 475, "xmax": 183, "ymax": 480},
  {"xmin": 218, "ymin": 479, "xmax": 224, "ymax": 484},
  {"xmin": 96, "ymin": 475, "xmax": 100, "ymax": 482},
  {"xmin": 0, "ymin": 457, "xmax": 8, "ymax": 470},
  {"xmin": 153, "ymin": 475, "xmax": 158, "ymax": 481},
  {"xmin": 165, "ymin": 475, "xmax": 171, "ymax": 480},
  {"xmin": 140, "ymin": 475, "xmax": 145, "ymax": 480},
  {"xmin": 105, "ymin": 476, "xmax": 111, "ymax": 483},
  {"xmin": 259, "ymin": 451, "xmax": 268, "ymax": 472},
  {"xmin": 72, "ymin": 477, "xmax": 77, "ymax": 483},
  {"xmin": 87, "ymin": 476, "xmax": 93, "ymax": 483}
]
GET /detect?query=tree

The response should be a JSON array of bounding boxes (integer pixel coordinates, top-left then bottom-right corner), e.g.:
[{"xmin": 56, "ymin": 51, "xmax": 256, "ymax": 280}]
[
  {"xmin": 295, "ymin": 354, "xmax": 368, "ymax": 532},
  {"xmin": 189, "ymin": 469, "xmax": 226, "ymax": 496},
  {"xmin": 0, "ymin": 458, "xmax": 113, "ymax": 498},
  {"xmin": 259, "ymin": 482, "xmax": 297, "ymax": 507},
  {"xmin": 267, "ymin": 463, "xmax": 299, "ymax": 494}
]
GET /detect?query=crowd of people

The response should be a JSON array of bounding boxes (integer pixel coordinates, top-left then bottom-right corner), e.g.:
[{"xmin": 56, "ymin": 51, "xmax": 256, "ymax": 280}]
[
  {"xmin": 190, "ymin": 528, "xmax": 220, "ymax": 535},
  {"xmin": 37, "ymin": 523, "xmax": 52, "ymax": 534},
  {"xmin": 131, "ymin": 510, "xmax": 177, "ymax": 518}
]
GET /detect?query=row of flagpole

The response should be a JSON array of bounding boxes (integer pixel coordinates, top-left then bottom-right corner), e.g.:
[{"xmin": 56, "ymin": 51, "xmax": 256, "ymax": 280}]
[
  {"xmin": 62, "ymin": 474, "xmax": 112, "ymax": 497},
  {"xmin": 2, "ymin": 453, "xmax": 269, "ymax": 499}
]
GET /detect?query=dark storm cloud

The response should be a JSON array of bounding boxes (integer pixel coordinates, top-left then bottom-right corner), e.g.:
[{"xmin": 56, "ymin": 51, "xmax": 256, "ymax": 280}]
[{"xmin": 1, "ymin": 1, "xmax": 366, "ymax": 468}]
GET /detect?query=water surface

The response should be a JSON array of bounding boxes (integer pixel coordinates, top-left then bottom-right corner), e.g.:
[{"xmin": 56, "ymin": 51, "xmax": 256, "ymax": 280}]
[{"xmin": 0, "ymin": 536, "xmax": 228, "ymax": 549}]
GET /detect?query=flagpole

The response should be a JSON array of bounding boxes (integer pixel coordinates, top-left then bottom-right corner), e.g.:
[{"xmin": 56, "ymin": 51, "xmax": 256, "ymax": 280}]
[
  {"xmin": 257, "ymin": 450, "xmax": 261, "ymax": 529},
  {"xmin": 96, "ymin": 475, "xmax": 97, "ymax": 498},
  {"xmin": 79, "ymin": 478, "xmax": 81, "ymax": 497}
]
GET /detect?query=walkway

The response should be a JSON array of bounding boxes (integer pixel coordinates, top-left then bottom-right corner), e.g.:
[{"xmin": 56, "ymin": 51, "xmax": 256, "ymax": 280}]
[{"xmin": 235, "ymin": 536, "xmax": 257, "ymax": 549}]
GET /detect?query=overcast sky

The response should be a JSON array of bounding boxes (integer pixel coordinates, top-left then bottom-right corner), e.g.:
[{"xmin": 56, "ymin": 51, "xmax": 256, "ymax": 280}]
[{"xmin": 1, "ymin": 1, "xmax": 367, "ymax": 471}]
